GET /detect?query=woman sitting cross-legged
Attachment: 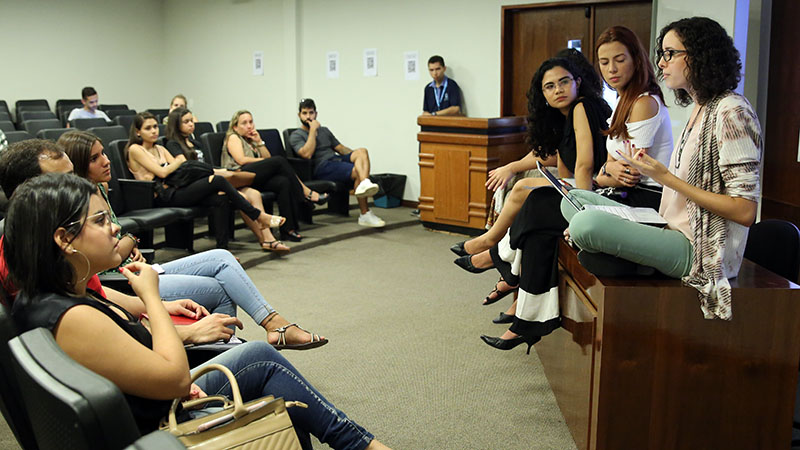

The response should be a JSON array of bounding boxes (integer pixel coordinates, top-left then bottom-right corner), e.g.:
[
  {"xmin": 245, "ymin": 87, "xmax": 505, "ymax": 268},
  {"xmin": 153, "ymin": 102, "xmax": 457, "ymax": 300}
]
[
  {"xmin": 164, "ymin": 108, "xmax": 289, "ymax": 252},
  {"xmin": 563, "ymin": 17, "xmax": 761, "ymax": 321},
  {"xmin": 453, "ymin": 55, "xmax": 610, "ymax": 318},
  {"xmin": 6, "ymin": 173, "xmax": 389, "ymax": 449},
  {"xmin": 477, "ymin": 26, "xmax": 675, "ymax": 351},
  {"xmin": 223, "ymin": 110, "xmax": 330, "ymax": 242},
  {"xmin": 125, "ymin": 112, "xmax": 279, "ymax": 249},
  {"xmin": 60, "ymin": 130, "xmax": 325, "ymax": 349}
]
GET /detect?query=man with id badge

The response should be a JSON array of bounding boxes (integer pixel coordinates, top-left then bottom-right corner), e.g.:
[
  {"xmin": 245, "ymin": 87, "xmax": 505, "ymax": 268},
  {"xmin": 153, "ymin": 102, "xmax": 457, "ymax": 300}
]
[{"xmin": 421, "ymin": 55, "xmax": 462, "ymax": 117}]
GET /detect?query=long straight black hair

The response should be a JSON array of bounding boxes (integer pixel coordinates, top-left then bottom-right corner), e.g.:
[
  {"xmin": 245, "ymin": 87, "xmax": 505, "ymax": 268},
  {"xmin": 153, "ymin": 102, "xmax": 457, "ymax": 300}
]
[{"xmin": 5, "ymin": 173, "xmax": 97, "ymax": 298}]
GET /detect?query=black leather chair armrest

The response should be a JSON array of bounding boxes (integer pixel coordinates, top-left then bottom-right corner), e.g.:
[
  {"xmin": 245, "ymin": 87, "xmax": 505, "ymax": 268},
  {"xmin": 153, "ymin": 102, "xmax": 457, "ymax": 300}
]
[
  {"xmin": 118, "ymin": 179, "xmax": 156, "ymax": 211},
  {"xmin": 286, "ymin": 157, "xmax": 313, "ymax": 181}
]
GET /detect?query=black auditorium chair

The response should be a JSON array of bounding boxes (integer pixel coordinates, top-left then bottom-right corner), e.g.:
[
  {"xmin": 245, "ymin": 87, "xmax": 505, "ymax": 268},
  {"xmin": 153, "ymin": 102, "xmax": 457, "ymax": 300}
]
[
  {"xmin": 19, "ymin": 110, "xmax": 56, "ymax": 123},
  {"xmin": 0, "ymin": 111, "xmax": 12, "ymax": 122},
  {"xmin": 200, "ymin": 132, "xmax": 276, "ymax": 230},
  {"xmin": 88, "ymin": 125, "xmax": 128, "ymax": 149},
  {"xmin": 0, "ymin": 100, "xmax": 10, "ymax": 115},
  {"xmin": 37, "ymin": 128, "xmax": 72, "ymax": 141},
  {"xmin": 146, "ymin": 108, "xmax": 169, "ymax": 119},
  {"xmin": 216, "ymin": 120, "xmax": 229, "ymax": 133},
  {"xmin": 70, "ymin": 118, "xmax": 109, "ymax": 130},
  {"xmin": 99, "ymin": 103, "xmax": 128, "ymax": 112},
  {"xmin": 158, "ymin": 123, "xmax": 166, "ymax": 137},
  {"xmin": 193, "ymin": 121, "xmax": 213, "ymax": 139},
  {"xmin": 0, "ymin": 302, "xmax": 39, "ymax": 450},
  {"xmin": 106, "ymin": 109, "xmax": 136, "ymax": 121},
  {"xmin": 744, "ymin": 219, "xmax": 800, "ymax": 283},
  {"xmin": 4, "ymin": 131, "xmax": 33, "ymax": 144},
  {"xmin": 57, "ymin": 100, "xmax": 83, "ymax": 127},
  {"xmin": 106, "ymin": 139, "xmax": 211, "ymax": 252},
  {"xmin": 260, "ymin": 128, "xmax": 339, "ymax": 222},
  {"xmin": 201, "ymin": 132, "xmax": 226, "ymax": 166},
  {"xmin": 0, "ymin": 121, "xmax": 14, "ymax": 133},
  {"xmin": 9, "ymin": 328, "xmax": 185, "ymax": 450},
  {"xmin": 23, "ymin": 119, "xmax": 61, "ymax": 137},
  {"xmin": 15, "ymin": 99, "xmax": 49, "ymax": 111},
  {"xmin": 115, "ymin": 114, "xmax": 136, "ymax": 133},
  {"xmin": 283, "ymin": 127, "xmax": 350, "ymax": 217}
]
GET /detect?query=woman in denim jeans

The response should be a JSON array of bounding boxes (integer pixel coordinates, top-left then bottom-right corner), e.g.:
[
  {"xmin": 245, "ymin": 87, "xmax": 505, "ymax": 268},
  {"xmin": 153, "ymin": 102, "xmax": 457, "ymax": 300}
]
[
  {"xmin": 59, "ymin": 130, "xmax": 326, "ymax": 350},
  {"xmin": 6, "ymin": 174, "xmax": 390, "ymax": 450}
]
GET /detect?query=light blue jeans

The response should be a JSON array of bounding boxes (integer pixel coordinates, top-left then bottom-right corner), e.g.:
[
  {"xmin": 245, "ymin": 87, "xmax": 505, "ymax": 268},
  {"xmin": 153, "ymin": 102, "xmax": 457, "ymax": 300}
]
[
  {"xmin": 561, "ymin": 189, "xmax": 693, "ymax": 278},
  {"xmin": 192, "ymin": 341, "xmax": 374, "ymax": 450},
  {"xmin": 158, "ymin": 249, "xmax": 274, "ymax": 326}
]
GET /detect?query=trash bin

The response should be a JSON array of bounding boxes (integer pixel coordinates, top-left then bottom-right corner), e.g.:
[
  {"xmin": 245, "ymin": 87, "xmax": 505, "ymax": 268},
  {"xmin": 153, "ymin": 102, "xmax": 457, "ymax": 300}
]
[{"xmin": 370, "ymin": 173, "xmax": 406, "ymax": 208}]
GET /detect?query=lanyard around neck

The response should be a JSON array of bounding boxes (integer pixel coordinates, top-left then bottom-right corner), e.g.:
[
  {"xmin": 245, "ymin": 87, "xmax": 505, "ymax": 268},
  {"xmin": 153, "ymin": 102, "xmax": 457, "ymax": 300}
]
[{"xmin": 433, "ymin": 78, "xmax": 448, "ymax": 109}]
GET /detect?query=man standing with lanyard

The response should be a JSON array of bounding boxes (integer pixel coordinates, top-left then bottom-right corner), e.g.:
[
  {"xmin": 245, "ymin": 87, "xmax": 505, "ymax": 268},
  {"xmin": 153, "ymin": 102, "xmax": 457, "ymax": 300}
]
[{"xmin": 422, "ymin": 55, "xmax": 462, "ymax": 116}]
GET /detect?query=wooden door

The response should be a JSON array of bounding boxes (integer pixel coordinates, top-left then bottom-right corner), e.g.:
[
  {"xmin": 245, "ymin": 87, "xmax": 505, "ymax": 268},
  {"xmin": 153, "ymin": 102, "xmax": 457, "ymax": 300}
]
[
  {"xmin": 501, "ymin": 1, "xmax": 652, "ymax": 117},
  {"xmin": 761, "ymin": 0, "xmax": 800, "ymax": 224}
]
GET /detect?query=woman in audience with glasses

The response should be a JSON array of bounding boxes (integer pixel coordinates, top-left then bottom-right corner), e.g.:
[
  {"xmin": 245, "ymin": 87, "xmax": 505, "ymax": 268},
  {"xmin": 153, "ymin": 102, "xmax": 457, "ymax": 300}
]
[
  {"xmin": 6, "ymin": 173, "xmax": 388, "ymax": 449},
  {"xmin": 476, "ymin": 26, "xmax": 676, "ymax": 351},
  {"xmin": 60, "ymin": 130, "xmax": 326, "ymax": 348},
  {"xmin": 562, "ymin": 17, "xmax": 761, "ymax": 321},
  {"xmin": 222, "ymin": 110, "xmax": 330, "ymax": 242},
  {"xmin": 124, "ymin": 112, "xmax": 279, "ymax": 249},
  {"xmin": 164, "ymin": 108, "xmax": 290, "ymax": 252}
]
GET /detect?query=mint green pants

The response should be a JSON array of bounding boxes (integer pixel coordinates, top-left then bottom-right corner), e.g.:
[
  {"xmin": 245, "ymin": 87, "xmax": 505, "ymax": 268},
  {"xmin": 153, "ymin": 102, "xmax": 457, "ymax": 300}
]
[{"xmin": 560, "ymin": 190, "xmax": 693, "ymax": 278}]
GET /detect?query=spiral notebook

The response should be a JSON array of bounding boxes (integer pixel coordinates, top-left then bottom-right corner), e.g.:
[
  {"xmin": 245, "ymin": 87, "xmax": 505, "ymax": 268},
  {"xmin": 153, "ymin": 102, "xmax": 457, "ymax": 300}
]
[{"xmin": 536, "ymin": 161, "xmax": 667, "ymax": 226}]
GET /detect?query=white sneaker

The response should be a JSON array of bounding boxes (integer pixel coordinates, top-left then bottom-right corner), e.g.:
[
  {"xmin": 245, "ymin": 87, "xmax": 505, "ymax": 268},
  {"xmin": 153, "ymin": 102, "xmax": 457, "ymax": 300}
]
[
  {"xmin": 358, "ymin": 210, "xmax": 385, "ymax": 227},
  {"xmin": 354, "ymin": 179, "xmax": 379, "ymax": 198}
]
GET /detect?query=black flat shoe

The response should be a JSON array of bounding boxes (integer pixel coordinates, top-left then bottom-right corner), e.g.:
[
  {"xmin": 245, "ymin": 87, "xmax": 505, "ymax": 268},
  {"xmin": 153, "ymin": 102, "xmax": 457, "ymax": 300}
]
[
  {"xmin": 450, "ymin": 241, "xmax": 468, "ymax": 257},
  {"xmin": 454, "ymin": 255, "xmax": 492, "ymax": 274},
  {"xmin": 480, "ymin": 334, "xmax": 541, "ymax": 354},
  {"xmin": 492, "ymin": 312, "xmax": 514, "ymax": 324},
  {"xmin": 284, "ymin": 230, "xmax": 303, "ymax": 242},
  {"xmin": 484, "ymin": 277, "xmax": 518, "ymax": 305},
  {"xmin": 305, "ymin": 191, "xmax": 329, "ymax": 205}
]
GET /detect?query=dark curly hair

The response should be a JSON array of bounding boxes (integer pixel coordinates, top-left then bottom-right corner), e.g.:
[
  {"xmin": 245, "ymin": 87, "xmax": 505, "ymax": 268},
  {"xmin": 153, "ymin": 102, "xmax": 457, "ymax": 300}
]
[
  {"xmin": 656, "ymin": 17, "xmax": 741, "ymax": 106},
  {"xmin": 555, "ymin": 48, "xmax": 604, "ymax": 98},
  {"xmin": 527, "ymin": 57, "xmax": 610, "ymax": 159}
]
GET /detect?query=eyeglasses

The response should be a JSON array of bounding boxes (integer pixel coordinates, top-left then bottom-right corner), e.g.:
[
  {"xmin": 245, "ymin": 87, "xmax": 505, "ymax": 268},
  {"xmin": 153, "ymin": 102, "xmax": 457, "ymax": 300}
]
[
  {"xmin": 64, "ymin": 210, "xmax": 113, "ymax": 230},
  {"xmin": 543, "ymin": 76, "xmax": 575, "ymax": 94},
  {"xmin": 657, "ymin": 49, "xmax": 687, "ymax": 62}
]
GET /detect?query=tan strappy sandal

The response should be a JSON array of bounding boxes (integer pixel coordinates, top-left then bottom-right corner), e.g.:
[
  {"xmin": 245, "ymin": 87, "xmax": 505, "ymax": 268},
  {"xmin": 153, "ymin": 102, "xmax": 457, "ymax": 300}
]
[{"xmin": 269, "ymin": 323, "xmax": 328, "ymax": 350}]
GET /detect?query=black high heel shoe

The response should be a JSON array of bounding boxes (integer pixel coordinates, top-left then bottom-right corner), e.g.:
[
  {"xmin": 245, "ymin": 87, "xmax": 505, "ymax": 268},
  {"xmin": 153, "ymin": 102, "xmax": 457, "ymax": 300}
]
[
  {"xmin": 305, "ymin": 191, "xmax": 329, "ymax": 205},
  {"xmin": 454, "ymin": 255, "xmax": 491, "ymax": 274},
  {"xmin": 480, "ymin": 333, "xmax": 541, "ymax": 354},
  {"xmin": 284, "ymin": 230, "xmax": 303, "ymax": 242},
  {"xmin": 450, "ymin": 241, "xmax": 469, "ymax": 257},
  {"xmin": 492, "ymin": 312, "xmax": 514, "ymax": 324}
]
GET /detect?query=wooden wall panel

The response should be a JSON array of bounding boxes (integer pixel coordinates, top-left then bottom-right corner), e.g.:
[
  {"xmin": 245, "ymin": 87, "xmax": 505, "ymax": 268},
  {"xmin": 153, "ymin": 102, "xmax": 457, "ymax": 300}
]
[
  {"xmin": 434, "ymin": 146, "xmax": 471, "ymax": 222},
  {"xmin": 761, "ymin": 0, "xmax": 800, "ymax": 223}
]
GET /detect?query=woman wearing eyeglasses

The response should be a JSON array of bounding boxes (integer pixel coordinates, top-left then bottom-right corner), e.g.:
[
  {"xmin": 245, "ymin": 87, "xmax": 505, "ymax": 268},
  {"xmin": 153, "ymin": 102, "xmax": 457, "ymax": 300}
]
[
  {"xmin": 452, "ymin": 56, "xmax": 610, "ymax": 306},
  {"xmin": 6, "ymin": 174, "xmax": 390, "ymax": 450},
  {"xmin": 563, "ymin": 17, "xmax": 761, "ymax": 321}
]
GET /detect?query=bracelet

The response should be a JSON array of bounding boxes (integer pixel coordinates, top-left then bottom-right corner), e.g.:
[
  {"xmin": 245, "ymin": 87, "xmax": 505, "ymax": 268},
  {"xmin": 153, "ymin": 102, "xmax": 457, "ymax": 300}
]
[
  {"xmin": 123, "ymin": 233, "xmax": 140, "ymax": 245},
  {"xmin": 600, "ymin": 163, "xmax": 608, "ymax": 176},
  {"xmin": 255, "ymin": 141, "xmax": 265, "ymax": 147}
]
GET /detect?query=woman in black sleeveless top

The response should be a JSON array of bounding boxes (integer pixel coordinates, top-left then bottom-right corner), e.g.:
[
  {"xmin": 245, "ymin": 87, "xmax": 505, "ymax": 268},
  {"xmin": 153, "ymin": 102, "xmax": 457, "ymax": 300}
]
[{"xmin": 7, "ymin": 174, "xmax": 390, "ymax": 450}]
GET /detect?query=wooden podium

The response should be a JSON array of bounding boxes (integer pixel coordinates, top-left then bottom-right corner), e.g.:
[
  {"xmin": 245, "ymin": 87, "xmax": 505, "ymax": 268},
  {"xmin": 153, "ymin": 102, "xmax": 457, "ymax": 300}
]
[{"xmin": 417, "ymin": 116, "xmax": 528, "ymax": 233}]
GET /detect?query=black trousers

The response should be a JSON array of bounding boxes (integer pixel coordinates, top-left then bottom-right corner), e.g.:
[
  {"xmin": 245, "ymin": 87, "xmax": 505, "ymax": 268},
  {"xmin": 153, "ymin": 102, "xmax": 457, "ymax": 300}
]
[
  {"xmin": 239, "ymin": 156, "xmax": 303, "ymax": 235},
  {"xmin": 158, "ymin": 175, "xmax": 261, "ymax": 248}
]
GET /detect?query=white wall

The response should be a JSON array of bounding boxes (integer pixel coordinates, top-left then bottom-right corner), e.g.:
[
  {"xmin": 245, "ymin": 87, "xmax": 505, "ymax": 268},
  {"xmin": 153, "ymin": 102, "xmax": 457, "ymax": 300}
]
[
  {"xmin": 0, "ymin": 0, "xmax": 769, "ymax": 202},
  {"xmin": 0, "ymin": 0, "xmax": 165, "ymax": 115}
]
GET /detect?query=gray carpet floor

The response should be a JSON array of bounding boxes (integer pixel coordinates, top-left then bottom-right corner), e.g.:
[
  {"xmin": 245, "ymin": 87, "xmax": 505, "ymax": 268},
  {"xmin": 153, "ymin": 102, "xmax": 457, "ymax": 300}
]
[{"xmin": 0, "ymin": 206, "xmax": 577, "ymax": 450}]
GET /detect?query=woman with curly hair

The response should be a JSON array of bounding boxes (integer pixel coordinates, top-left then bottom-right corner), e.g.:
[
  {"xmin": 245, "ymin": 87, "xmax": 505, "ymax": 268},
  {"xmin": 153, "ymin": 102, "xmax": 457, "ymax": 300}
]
[
  {"xmin": 451, "ymin": 55, "xmax": 610, "ymax": 260},
  {"xmin": 564, "ymin": 17, "xmax": 761, "ymax": 320}
]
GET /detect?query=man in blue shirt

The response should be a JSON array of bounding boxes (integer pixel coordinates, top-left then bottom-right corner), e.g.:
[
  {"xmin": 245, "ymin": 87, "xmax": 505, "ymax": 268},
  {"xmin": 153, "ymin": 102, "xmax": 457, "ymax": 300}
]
[{"xmin": 422, "ymin": 55, "xmax": 462, "ymax": 116}]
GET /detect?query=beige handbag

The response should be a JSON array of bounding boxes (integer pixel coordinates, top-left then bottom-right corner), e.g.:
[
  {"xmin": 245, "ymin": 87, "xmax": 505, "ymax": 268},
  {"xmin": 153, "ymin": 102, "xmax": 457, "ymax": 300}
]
[{"xmin": 160, "ymin": 364, "xmax": 306, "ymax": 449}]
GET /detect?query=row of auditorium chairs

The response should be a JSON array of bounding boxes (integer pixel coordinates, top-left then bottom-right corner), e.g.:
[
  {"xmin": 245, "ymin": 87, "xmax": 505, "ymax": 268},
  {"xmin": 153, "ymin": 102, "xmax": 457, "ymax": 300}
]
[{"xmin": 0, "ymin": 98, "xmax": 172, "ymax": 130}]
